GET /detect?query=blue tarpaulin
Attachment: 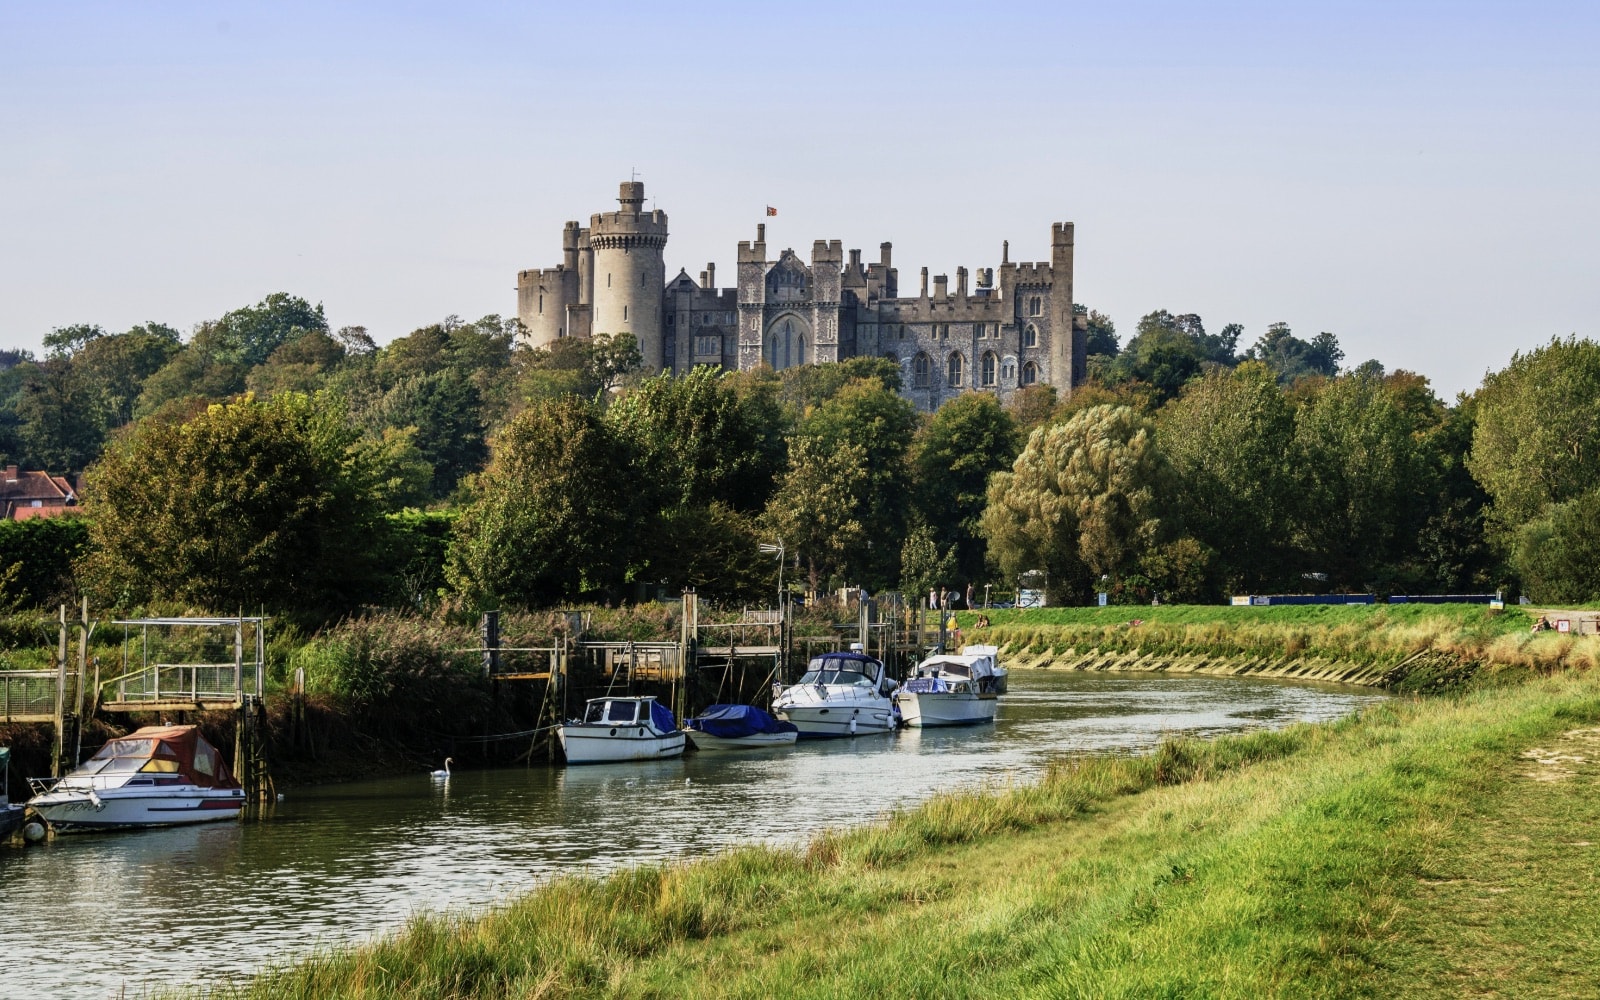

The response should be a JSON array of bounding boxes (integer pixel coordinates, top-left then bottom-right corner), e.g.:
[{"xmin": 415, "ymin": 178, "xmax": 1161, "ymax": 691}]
[
  {"xmin": 649, "ymin": 700, "xmax": 678, "ymax": 733},
  {"xmin": 687, "ymin": 704, "xmax": 798, "ymax": 739}
]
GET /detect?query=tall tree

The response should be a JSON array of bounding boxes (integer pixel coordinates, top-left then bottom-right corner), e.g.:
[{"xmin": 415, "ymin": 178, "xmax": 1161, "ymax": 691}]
[
  {"xmin": 981, "ymin": 404, "xmax": 1171, "ymax": 604},
  {"xmin": 796, "ymin": 377, "xmax": 918, "ymax": 589},
  {"xmin": 1246, "ymin": 323, "xmax": 1345, "ymax": 383},
  {"xmin": 1467, "ymin": 335, "xmax": 1600, "ymax": 534},
  {"xmin": 762, "ymin": 436, "xmax": 870, "ymax": 594},
  {"xmin": 445, "ymin": 396, "xmax": 633, "ymax": 606},
  {"xmin": 910, "ymin": 392, "xmax": 1020, "ymax": 582},
  {"xmin": 1157, "ymin": 362, "xmax": 1298, "ymax": 592},
  {"xmin": 83, "ymin": 392, "xmax": 392, "ymax": 613}
]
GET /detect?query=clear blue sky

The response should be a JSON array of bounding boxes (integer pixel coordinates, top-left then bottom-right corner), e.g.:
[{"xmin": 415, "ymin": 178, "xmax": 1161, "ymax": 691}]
[{"xmin": 3, "ymin": 1, "xmax": 1595, "ymax": 397}]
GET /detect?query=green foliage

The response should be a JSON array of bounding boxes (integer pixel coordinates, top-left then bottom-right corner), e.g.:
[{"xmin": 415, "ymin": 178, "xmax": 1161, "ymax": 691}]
[
  {"xmin": 793, "ymin": 378, "xmax": 918, "ymax": 588},
  {"xmin": 512, "ymin": 332, "xmax": 642, "ymax": 403},
  {"xmin": 982, "ymin": 404, "xmax": 1172, "ymax": 603},
  {"xmin": 910, "ymin": 391, "xmax": 1019, "ymax": 582},
  {"xmin": 646, "ymin": 503, "xmax": 772, "ymax": 602},
  {"xmin": 381, "ymin": 509, "xmax": 457, "ymax": 609},
  {"xmin": 445, "ymin": 396, "xmax": 632, "ymax": 607},
  {"xmin": 1076, "ymin": 304, "xmax": 1120, "ymax": 357},
  {"xmin": 0, "ymin": 514, "xmax": 89, "ymax": 608},
  {"xmin": 83, "ymin": 391, "xmax": 393, "ymax": 616},
  {"xmin": 1290, "ymin": 372, "xmax": 1437, "ymax": 588},
  {"xmin": 898, "ymin": 522, "xmax": 958, "ymax": 600},
  {"xmin": 1246, "ymin": 322, "xmax": 1344, "ymax": 383},
  {"xmin": 763, "ymin": 436, "xmax": 869, "ymax": 594},
  {"xmin": 1512, "ymin": 487, "xmax": 1600, "ymax": 603},
  {"xmin": 1468, "ymin": 335, "xmax": 1600, "ymax": 533},
  {"xmin": 777, "ymin": 356, "xmax": 904, "ymax": 410},
  {"xmin": 288, "ymin": 615, "xmax": 492, "ymax": 739},
  {"xmin": 1158, "ymin": 362, "xmax": 1297, "ymax": 593}
]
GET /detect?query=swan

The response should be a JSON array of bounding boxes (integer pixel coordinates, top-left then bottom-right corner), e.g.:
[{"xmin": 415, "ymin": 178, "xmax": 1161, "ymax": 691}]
[{"xmin": 431, "ymin": 758, "xmax": 453, "ymax": 779}]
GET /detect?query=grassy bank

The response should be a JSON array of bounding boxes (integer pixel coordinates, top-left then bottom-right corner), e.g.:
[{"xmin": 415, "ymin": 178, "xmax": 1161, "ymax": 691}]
[
  {"xmin": 193, "ymin": 667, "xmax": 1600, "ymax": 999},
  {"xmin": 960, "ymin": 605, "xmax": 1600, "ymax": 689}
]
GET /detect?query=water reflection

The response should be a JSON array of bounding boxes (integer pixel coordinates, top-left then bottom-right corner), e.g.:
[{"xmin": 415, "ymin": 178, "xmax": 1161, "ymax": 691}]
[{"xmin": 0, "ymin": 670, "xmax": 1383, "ymax": 998}]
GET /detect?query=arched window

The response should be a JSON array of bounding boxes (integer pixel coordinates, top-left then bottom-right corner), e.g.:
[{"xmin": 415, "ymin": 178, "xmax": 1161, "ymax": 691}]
[
  {"xmin": 1002, "ymin": 361, "xmax": 1015, "ymax": 382},
  {"xmin": 981, "ymin": 351, "xmax": 997, "ymax": 387},
  {"xmin": 1024, "ymin": 324, "xmax": 1038, "ymax": 348},
  {"xmin": 1028, "ymin": 296, "xmax": 1042, "ymax": 317},
  {"xmin": 947, "ymin": 352, "xmax": 965, "ymax": 388},
  {"xmin": 913, "ymin": 352, "xmax": 931, "ymax": 389},
  {"xmin": 1021, "ymin": 361, "xmax": 1038, "ymax": 386},
  {"xmin": 768, "ymin": 317, "xmax": 809, "ymax": 370}
]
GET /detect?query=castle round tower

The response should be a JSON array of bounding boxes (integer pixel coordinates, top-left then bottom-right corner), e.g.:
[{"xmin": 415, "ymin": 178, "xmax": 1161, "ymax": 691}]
[{"xmin": 590, "ymin": 181, "xmax": 669, "ymax": 370}]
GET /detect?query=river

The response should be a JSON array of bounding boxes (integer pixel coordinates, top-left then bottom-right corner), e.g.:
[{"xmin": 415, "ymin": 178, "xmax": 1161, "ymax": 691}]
[{"xmin": 1, "ymin": 669, "xmax": 1384, "ymax": 999}]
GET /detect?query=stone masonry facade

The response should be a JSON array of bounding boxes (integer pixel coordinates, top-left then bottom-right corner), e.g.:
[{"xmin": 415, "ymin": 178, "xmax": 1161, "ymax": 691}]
[{"xmin": 516, "ymin": 182, "xmax": 1086, "ymax": 410}]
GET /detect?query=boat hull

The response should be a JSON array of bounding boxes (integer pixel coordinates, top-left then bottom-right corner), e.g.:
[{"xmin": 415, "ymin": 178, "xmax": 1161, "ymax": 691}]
[
  {"xmin": 775, "ymin": 703, "xmax": 897, "ymax": 738},
  {"xmin": 558, "ymin": 726, "xmax": 687, "ymax": 764},
  {"xmin": 29, "ymin": 788, "xmax": 245, "ymax": 832},
  {"xmin": 899, "ymin": 692, "xmax": 999, "ymax": 727},
  {"xmin": 687, "ymin": 730, "xmax": 798, "ymax": 751}
]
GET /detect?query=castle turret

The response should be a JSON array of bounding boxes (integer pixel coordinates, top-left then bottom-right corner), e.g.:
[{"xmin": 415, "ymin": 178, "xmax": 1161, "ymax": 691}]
[
  {"xmin": 1050, "ymin": 222, "xmax": 1080, "ymax": 388},
  {"xmin": 590, "ymin": 181, "xmax": 670, "ymax": 370}
]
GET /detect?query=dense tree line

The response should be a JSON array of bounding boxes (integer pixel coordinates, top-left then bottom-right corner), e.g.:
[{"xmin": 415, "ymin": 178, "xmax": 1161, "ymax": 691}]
[{"xmin": 2, "ymin": 291, "xmax": 1597, "ymax": 616}]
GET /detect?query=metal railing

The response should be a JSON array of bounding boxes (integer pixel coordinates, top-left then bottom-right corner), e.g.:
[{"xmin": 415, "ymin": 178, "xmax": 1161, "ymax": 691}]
[
  {"xmin": 110, "ymin": 662, "xmax": 242, "ymax": 704},
  {"xmin": 0, "ymin": 670, "xmax": 59, "ymax": 722}
]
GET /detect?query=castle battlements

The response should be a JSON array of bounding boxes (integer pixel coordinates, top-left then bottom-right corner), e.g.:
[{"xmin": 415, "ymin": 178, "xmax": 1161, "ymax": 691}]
[{"xmin": 515, "ymin": 182, "xmax": 1081, "ymax": 409}]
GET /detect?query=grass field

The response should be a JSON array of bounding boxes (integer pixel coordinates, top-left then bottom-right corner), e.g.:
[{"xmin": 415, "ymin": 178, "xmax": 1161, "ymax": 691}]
[{"xmin": 198, "ymin": 665, "xmax": 1600, "ymax": 999}]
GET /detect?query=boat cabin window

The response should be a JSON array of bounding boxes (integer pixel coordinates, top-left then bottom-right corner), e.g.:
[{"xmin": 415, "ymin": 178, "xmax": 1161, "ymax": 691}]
[
  {"xmin": 586, "ymin": 700, "xmax": 639, "ymax": 724},
  {"xmin": 140, "ymin": 758, "xmax": 180, "ymax": 773},
  {"xmin": 91, "ymin": 739, "xmax": 155, "ymax": 760},
  {"xmin": 799, "ymin": 656, "xmax": 878, "ymax": 687}
]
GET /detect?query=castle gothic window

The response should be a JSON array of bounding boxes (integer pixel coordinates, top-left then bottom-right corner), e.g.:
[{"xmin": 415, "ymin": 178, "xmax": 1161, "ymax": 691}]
[
  {"xmin": 1024, "ymin": 324, "xmax": 1038, "ymax": 348},
  {"xmin": 1021, "ymin": 361, "xmax": 1038, "ymax": 386},
  {"xmin": 947, "ymin": 352, "xmax": 965, "ymax": 388},
  {"xmin": 913, "ymin": 352, "xmax": 931, "ymax": 389},
  {"xmin": 981, "ymin": 352, "xmax": 997, "ymax": 387},
  {"xmin": 695, "ymin": 335, "xmax": 721, "ymax": 357},
  {"xmin": 1002, "ymin": 360, "xmax": 1015, "ymax": 382},
  {"xmin": 1028, "ymin": 296, "xmax": 1042, "ymax": 317}
]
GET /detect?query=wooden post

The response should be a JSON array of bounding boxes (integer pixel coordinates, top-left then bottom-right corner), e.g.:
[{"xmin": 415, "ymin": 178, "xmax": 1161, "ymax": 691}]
[
  {"xmin": 74, "ymin": 597, "xmax": 90, "ymax": 767},
  {"xmin": 52, "ymin": 605, "xmax": 68, "ymax": 777}
]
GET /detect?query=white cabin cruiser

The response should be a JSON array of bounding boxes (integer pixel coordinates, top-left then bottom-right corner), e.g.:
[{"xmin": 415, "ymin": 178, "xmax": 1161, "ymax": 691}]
[
  {"xmin": 27, "ymin": 725, "xmax": 245, "ymax": 833},
  {"xmin": 559, "ymin": 696, "xmax": 687, "ymax": 764},
  {"xmin": 772, "ymin": 649, "xmax": 899, "ymax": 738},
  {"xmin": 898, "ymin": 648, "xmax": 1004, "ymax": 727}
]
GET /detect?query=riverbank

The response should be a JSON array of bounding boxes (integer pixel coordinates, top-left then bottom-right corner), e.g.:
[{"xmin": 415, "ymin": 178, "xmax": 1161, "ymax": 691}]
[
  {"xmin": 963, "ymin": 604, "xmax": 1600, "ymax": 693},
  {"xmin": 192, "ymin": 664, "xmax": 1600, "ymax": 999}
]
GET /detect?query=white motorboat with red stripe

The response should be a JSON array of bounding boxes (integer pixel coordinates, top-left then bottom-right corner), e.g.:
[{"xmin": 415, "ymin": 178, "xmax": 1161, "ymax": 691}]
[{"xmin": 27, "ymin": 725, "xmax": 245, "ymax": 833}]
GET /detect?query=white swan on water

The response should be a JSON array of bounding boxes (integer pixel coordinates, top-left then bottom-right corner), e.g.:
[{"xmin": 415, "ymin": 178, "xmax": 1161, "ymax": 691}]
[{"xmin": 431, "ymin": 758, "xmax": 453, "ymax": 779}]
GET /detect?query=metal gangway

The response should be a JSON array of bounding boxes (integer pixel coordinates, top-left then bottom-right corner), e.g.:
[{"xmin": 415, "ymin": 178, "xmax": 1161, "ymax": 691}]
[
  {"xmin": 101, "ymin": 616, "xmax": 267, "ymax": 713},
  {"xmin": 0, "ymin": 670, "xmax": 60, "ymax": 724}
]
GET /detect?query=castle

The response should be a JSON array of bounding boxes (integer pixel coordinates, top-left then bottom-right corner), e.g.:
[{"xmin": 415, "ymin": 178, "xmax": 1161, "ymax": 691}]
[{"xmin": 516, "ymin": 181, "xmax": 1085, "ymax": 410}]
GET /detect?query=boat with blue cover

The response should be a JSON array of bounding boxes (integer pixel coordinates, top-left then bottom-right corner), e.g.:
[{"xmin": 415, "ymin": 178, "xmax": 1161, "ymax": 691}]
[
  {"xmin": 684, "ymin": 704, "xmax": 799, "ymax": 751},
  {"xmin": 558, "ymin": 696, "xmax": 687, "ymax": 764}
]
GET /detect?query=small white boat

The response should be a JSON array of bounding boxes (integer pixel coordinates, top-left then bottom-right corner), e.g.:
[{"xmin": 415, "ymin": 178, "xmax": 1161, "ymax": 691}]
[
  {"xmin": 961, "ymin": 644, "xmax": 1008, "ymax": 693},
  {"xmin": 684, "ymin": 704, "xmax": 799, "ymax": 750},
  {"xmin": 559, "ymin": 696, "xmax": 687, "ymax": 764},
  {"xmin": 772, "ymin": 648, "xmax": 899, "ymax": 738},
  {"xmin": 897, "ymin": 648, "xmax": 1004, "ymax": 727},
  {"xmin": 27, "ymin": 725, "xmax": 245, "ymax": 833}
]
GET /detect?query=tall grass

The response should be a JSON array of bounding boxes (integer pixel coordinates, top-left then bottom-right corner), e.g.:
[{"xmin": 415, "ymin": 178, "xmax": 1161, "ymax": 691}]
[{"xmin": 188, "ymin": 667, "xmax": 1600, "ymax": 999}]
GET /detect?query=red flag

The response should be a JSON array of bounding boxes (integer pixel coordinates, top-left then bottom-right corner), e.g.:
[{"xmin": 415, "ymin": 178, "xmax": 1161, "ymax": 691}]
[{"xmin": 766, "ymin": 206, "xmax": 777, "ymax": 216}]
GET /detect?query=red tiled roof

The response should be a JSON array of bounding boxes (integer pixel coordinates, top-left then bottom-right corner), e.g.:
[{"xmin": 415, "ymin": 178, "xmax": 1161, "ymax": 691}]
[{"xmin": 10, "ymin": 504, "xmax": 75, "ymax": 521}]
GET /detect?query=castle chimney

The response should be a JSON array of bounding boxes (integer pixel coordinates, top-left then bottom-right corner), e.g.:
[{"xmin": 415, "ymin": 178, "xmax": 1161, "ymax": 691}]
[
  {"xmin": 849, "ymin": 248, "xmax": 861, "ymax": 271},
  {"xmin": 619, "ymin": 181, "xmax": 645, "ymax": 211},
  {"xmin": 956, "ymin": 266, "xmax": 968, "ymax": 300},
  {"xmin": 920, "ymin": 267, "xmax": 929, "ymax": 298},
  {"xmin": 934, "ymin": 274, "xmax": 949, "ymax": 302},
  {"xmin": 880, "ymin": 242, "xmax": 892, "ymax": 269},
  {"xmin": 700, "ymin": 270, "xmax": 709, "ymax": 289},
  {"xmin": 757, "ymin": 223, "xmax": 766, "ymax": 243},
  {"xmin": 1002, "ymin": 240, "xmax": 1010, "ymax": 265},
  {"xmin": 706, "ymin": 262, "xmax": 715, "ymax": 289}
]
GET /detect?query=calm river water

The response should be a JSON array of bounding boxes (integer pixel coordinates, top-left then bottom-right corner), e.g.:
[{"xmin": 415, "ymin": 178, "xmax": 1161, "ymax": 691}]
[{"xmin": 2, "ymin": 670, "xmax": 1384, "ymax": 999}]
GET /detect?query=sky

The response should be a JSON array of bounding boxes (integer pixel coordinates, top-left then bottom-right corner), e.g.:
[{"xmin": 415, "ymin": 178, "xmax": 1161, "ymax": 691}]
[{"xmin": 2, "ymin": 1, "xmax": 1596, "ymax": 398}]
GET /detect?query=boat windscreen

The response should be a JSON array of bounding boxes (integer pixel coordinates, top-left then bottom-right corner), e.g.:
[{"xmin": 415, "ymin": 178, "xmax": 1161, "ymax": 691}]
[
  {"xmin": 604, "ymin": 701, "xmax": 638, "ymax": 724},
  {"xmin": 90, "ymin": 739, "xmax": 156, "ymax": 760}
]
